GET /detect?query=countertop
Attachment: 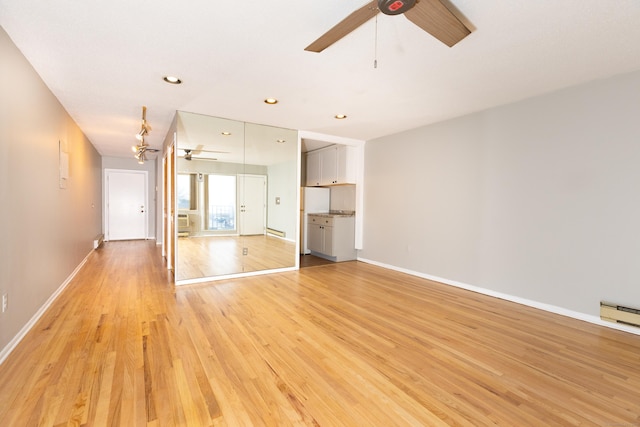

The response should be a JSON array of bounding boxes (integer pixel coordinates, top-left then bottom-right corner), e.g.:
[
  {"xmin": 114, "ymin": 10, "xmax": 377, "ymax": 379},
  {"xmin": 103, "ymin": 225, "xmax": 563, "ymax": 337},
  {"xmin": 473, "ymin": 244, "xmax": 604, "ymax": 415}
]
[{"xmin": 308, "ymin": 211, "xmax": 355, "ymax": 218}]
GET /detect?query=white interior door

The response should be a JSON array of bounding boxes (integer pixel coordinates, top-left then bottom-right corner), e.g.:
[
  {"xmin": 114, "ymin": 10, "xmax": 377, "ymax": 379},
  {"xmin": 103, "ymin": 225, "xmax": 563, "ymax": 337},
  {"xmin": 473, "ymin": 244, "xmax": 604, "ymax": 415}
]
[
  {"xmin": 238, "ymin": 174, "xmax": 266, "ymax": 236},
  {"xmin": 106, "ymin": 169, "xmax": 148, "ymax": 240}
]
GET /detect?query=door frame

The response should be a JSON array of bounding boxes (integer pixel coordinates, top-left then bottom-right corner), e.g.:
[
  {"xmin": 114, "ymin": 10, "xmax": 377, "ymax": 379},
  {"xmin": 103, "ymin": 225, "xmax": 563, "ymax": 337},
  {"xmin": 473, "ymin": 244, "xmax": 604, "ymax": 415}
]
[
  {"xmin": 104, "ymin": 168, "xmax": 149, "ymax": 241},
  {"xmin": 163, "ymin": 142, "xmax": 176, "ymax": 272}
]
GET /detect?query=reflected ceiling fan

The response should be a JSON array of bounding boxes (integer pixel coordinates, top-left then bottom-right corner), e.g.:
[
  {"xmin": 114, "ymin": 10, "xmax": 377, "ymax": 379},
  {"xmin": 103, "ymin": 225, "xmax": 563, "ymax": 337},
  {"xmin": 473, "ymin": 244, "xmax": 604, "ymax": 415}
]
[
  {"xmin": 180, "ymin": 145, "xmax": 229, "ymax": 161},
  {"xmin": 305, "ymin": 0, "xmax": 471, "ymax": 53}
]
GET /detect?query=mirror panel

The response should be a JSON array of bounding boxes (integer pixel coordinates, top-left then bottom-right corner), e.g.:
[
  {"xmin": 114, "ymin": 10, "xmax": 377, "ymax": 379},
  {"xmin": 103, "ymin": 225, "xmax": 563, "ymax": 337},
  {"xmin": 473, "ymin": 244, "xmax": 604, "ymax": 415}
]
[
  {"xmin": 175, "ymin": 111, "xmax": 299, "ymax": 281},
  {"xmin": 242, "ymin": 122, "xmax": 299, "ymax": 274}
]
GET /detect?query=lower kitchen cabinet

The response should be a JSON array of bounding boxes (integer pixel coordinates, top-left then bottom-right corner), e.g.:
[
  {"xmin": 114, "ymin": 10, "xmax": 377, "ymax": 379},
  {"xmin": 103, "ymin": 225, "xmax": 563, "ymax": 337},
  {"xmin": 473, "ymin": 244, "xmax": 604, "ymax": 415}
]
[{"xmin": 307, "ymin": 214, "xmax": 356, "ymax": 262}]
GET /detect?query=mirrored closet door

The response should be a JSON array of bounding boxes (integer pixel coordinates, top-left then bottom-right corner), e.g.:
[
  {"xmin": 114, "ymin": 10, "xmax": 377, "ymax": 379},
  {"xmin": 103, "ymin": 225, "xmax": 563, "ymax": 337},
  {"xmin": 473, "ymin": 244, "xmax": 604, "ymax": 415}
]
[{"xmin": 174, "ymin": 111, "xmax": 299, "ymax": 282}]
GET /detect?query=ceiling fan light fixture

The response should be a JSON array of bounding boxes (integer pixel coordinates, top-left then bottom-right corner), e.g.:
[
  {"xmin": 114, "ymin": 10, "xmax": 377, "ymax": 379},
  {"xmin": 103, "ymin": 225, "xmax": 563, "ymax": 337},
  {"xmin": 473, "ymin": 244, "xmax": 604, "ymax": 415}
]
[
  {"xmin": 305, "ymin": 0, "xmax": 470, "ymax": 52},
  {"xmin": 163, "ymin": 76, "xmax": 182, "ymax": 84},
  {"xmin": 378, "ymin": 0, "xmax": 416, "ymax": 15}
]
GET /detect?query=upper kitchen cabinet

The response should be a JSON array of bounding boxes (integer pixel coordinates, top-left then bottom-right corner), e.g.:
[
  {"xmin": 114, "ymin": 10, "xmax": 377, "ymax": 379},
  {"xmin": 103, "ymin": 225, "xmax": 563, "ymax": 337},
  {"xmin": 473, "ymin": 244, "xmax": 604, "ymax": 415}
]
[
  {"xmin": 336, "ymin": 144, "xmax": 357, "ymax": 184},
  {"xmin": 306, "ymin": 150, "xmax": 321, "ymax": 186},
  {"xmin": 306, "ymin": 144, "xmax": 357, "ymax": 186}
]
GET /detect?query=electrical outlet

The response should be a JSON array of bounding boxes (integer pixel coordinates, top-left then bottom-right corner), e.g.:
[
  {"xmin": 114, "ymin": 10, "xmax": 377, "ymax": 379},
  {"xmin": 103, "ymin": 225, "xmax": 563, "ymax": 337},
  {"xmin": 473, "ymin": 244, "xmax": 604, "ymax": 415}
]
[
  {"xmin": 2, "ymin": 293, "xmax": 7, "ymax": 313},
  {"xmin": 242, "ymin": 247, "xmax": 248, "ymax": 256}
]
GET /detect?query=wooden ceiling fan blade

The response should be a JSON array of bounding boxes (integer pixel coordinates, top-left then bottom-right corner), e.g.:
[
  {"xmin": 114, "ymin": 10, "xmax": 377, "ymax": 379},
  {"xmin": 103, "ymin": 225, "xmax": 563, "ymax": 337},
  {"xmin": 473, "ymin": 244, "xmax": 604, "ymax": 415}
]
[
  {"xmin": 404, "ymin": 0, "xmax": 470, "ymax": 47},
  {"xmin": 305, "ymin": 0, "xmax": 379, "ymax": 52}
]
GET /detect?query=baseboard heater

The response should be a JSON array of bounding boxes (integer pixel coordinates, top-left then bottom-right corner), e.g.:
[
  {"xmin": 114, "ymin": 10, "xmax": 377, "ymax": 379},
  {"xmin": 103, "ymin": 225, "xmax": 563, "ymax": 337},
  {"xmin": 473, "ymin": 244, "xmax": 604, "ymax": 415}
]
[
  {"xmin": 93, "ymin": 234, "xmax": 104, "ymax": 249},
  {"xmin": 267, "ymin": 228, "xmax": 286, "ymax": 238},
  {"xmin": 600, "ymin": 301, "xmax": 640, "ymax": 328}
]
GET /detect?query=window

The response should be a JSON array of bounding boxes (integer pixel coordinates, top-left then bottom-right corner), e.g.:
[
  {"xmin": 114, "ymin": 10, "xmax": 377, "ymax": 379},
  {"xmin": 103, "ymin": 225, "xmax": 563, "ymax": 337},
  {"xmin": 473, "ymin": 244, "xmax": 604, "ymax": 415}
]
[
  {"xmin": 177, "ymin": 174, "xmax": 197, "ymax": 210},
  {"xmin": 206, "ymin": 175, "xmax": 236, "ymax": 231}
]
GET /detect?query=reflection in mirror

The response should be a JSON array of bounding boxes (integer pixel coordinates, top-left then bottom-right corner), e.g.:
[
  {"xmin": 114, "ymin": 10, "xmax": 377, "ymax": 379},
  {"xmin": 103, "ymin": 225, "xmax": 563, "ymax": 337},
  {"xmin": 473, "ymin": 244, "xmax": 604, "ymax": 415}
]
[{"xmin": 174, "ymin": 111, "xmax": 299, "ymax": 282}]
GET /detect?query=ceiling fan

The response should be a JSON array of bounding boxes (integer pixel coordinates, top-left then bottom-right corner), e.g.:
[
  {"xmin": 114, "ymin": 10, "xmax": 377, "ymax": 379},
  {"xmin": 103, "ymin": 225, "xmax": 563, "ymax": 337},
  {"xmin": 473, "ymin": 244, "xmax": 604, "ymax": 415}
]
[
  {"xmin": 180, "ymin": 145, "xmax": 229, "ymax": 161},
  {"xmin": 305, "ymin": 0, "xmax": 471, "ymax": 53}
]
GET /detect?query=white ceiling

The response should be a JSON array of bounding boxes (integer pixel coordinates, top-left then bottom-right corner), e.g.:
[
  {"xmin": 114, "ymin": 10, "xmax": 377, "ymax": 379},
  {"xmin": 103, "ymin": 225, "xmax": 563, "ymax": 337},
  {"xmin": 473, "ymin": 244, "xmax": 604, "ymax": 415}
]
[{"xmin": 1, "ymin": 0, "xmax": 639, "ymax": 158}]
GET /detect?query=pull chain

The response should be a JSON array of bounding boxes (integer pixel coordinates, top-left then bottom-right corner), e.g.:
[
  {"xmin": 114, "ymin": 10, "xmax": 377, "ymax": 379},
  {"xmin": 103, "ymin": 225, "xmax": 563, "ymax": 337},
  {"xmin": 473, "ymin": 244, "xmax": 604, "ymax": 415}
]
[{"xmin": 374, "ymin": 13, "xmax": 378, "ymax": 69}]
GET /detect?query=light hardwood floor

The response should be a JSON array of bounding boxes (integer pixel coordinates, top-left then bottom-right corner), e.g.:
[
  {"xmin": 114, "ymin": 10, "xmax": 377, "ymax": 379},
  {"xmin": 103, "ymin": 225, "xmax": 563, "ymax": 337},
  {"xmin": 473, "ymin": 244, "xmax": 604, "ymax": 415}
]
[
  {"xmin": 176, "ymin": 235, "xmax": 297, "ymax": 280},
  {"xmin": 0, "ymin": 240, "xmax": 639, "ymax": 426}
]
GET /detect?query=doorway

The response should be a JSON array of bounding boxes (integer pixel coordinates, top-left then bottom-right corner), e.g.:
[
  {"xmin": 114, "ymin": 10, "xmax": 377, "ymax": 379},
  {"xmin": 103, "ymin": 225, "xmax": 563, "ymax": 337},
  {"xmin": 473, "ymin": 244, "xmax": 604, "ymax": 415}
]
[
  {"xmin": 105, "ymin": 169, "xmax": 148, "ymax": 241},
  {"xmin": 238, "ymin": 174, "xmax": 266, "ymax": 235}
]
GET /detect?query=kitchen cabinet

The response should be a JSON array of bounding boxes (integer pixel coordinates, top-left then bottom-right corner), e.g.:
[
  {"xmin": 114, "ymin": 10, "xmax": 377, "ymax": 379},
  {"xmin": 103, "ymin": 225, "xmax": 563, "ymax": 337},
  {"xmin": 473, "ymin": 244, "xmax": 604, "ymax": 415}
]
[
  {"xmin": 307, "ymin": 222, "xmax": 326, "ymax": 253},
  {"xmin": 336, "ymin": 145, "xmax": 357, "ymax": 184},
  {"xmin": 307, "ymin": 214, "xmax": 356, "ymax": 261},
  {"xmin": 305, "ymin": 145, "xmax": 357, "ymax": 186},
  {"xmin": 306, "ymin": 150, "xmax": 321, "ymax": 186},
  {"xmin": 320, "ymin": 147, "xmax": 338, "ymax": 185}
]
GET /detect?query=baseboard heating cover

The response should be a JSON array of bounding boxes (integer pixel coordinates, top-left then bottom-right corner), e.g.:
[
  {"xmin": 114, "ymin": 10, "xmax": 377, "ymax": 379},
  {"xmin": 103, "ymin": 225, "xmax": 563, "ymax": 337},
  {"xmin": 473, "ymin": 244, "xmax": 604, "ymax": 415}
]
[
  {"xmin": 267, "ymin": 228, "xmax": 286, "ymax": 238},
  {"xmin": 93, "ymin": 233, "xmax": 104, "ymax": 249},
  {"xmin": 600, "ymin": 302, "xmax": 640, "ymax": 328}
]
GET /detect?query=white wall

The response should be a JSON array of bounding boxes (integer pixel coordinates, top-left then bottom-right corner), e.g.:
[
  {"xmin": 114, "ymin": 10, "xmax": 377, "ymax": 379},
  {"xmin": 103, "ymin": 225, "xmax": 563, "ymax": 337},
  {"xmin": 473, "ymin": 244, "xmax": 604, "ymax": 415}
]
[
  {"xmin": 267, "ymin": 159, "xmax": 298, "ymax": 239},
  {"xmin": 0, "ymin": 27, "xmax": 102, "ymax": 356},
  {"xmin": 360, "ymin": 70, "xmax": 640, "ymax": 318},
  {"xmin": 330, "ymin": 185, "xmax": 356, "ymax": 212}
]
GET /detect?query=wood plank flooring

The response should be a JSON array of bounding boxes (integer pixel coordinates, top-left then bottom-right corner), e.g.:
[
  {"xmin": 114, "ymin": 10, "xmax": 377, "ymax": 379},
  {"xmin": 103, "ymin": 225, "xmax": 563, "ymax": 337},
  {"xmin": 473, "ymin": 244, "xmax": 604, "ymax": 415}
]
[
  {"xmin": 177, "ymin": 235, "xmax": 296, "ymax": 280},
  {"xmin": 0, "ymin": 240, "xmax": 639, "ymax": 426}
]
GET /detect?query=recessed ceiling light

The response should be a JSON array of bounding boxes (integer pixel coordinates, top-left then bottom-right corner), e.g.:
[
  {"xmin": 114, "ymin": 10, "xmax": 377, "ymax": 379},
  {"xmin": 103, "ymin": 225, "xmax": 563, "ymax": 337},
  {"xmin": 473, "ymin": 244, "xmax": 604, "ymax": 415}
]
[
  {"xmin": 276, "ymin": 139, "xmax": 286, "ymax": 143},
  {"xmin": 264, "ymin": 98, "xmax": 278, "ymax": 105},
  {"xmin": 335, "ymin": 114, "xmax": 347, "ymax": 119},
  {"xmin": 163, "ymin": 76, "xmax": 182, "ymax": 84},
  {"xmin": 221, "ymin": 131, "xmax": 231, "ymax": 136}
]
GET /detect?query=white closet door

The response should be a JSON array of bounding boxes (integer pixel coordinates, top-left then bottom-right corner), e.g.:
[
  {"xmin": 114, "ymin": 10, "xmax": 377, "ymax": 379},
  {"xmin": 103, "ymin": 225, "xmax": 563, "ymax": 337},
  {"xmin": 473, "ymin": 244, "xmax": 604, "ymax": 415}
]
[{"xmin": 238, "ymin": 174, "xmax": 266, "ymax": 236}]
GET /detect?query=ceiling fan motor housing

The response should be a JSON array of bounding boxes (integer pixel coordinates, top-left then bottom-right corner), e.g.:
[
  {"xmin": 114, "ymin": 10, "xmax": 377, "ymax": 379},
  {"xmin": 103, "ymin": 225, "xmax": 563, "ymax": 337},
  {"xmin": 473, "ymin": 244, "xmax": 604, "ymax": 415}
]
[{"xmin": 378, "ymin": 0, "xmax": 416, "ymax": 15}]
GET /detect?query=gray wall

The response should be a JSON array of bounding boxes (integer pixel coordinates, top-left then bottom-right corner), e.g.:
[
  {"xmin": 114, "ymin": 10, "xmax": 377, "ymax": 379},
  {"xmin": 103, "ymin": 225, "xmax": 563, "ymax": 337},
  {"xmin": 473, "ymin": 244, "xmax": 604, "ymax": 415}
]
[
  {"xmin": 102, "ymin": 156, "xmax": 158, "ymax": 240},
  {"xmin": 0, "ymin": 27, "xmax": 102, "ymax": 354},
  {"xmin": 360, "ymin": 70, "xmax": 640, "ymax": 318}
]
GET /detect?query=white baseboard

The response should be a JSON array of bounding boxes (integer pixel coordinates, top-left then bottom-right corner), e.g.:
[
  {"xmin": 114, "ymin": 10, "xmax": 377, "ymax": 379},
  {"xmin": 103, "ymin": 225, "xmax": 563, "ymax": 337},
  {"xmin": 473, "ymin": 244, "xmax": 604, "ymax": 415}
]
[
  {"xmin": 357, "ymin": 257, "xmax": 640, "ymax": 337},
  {"xmin": 0, "ymin": 250, "xmax": 94, "ymax": 366}
]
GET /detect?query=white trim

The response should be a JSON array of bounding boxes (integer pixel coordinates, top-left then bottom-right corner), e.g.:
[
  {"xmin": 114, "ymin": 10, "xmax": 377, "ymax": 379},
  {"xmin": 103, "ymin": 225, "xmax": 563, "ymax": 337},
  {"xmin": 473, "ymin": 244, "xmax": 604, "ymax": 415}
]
[
  {"xmin": 0, "ymin": 250, "xmax": 94, "ymax": 366},
  {"xmin": 357, "ymin": 257, "xmax": 640, "ymax": 337},
  {"xmin": 176, "ymin": 266, "xmax": 298, "ymax": 286},
  {"xmin": 299, "ymin": 130, "xmax": 365, "ymax": 147}
]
